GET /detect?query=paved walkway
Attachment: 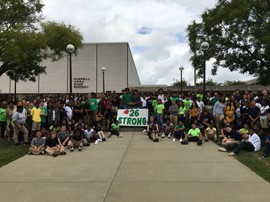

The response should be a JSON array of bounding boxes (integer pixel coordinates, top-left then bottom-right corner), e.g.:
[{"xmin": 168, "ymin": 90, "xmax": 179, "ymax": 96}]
[{"xmin": 0, "ymin": 131, "xmax": 269, "ymax": 202}]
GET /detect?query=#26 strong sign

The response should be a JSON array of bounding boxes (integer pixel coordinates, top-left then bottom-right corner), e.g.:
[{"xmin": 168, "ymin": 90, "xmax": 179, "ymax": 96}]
[{"xmin": 117, "ymin": 109, "xmax": 149, "ymax": 126}]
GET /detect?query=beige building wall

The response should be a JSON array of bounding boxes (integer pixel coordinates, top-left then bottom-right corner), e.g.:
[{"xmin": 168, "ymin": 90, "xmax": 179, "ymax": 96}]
[{"xmin": 0, "ymin": 42, "xmax": 140, "ymax": 94}]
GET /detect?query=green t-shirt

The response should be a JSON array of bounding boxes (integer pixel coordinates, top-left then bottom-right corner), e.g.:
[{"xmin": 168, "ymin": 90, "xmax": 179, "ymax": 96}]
[
  {"xmin": 170, "ymin": 97, "xmax": 180, "ymax": 101},
  {"xmin": 88, "ymin": 98, "xmax": 98, "ymax": 112},
  {"xmin": 156, "ymin": 104, "xmax": 165, "ymax": 114},
  {"xmin": 175, "ymin": 125, "xmax": 185, "ymax": 130},
  {"xmin": 40, "ymin": 107, "xmax": 47, "ymax": 123},
  {"xmin": 188, "ymin": 128, "xmax": 201, "ymax": 137},
  {"xmin": 111, "ymin": 123, "xmax": 120, "ymax": 131},
  {"xmin": 183, "ymin": 99, "xmax": 192, "ymax": 110},
  {"xmin": 152, "ymin": 100, "xmax": 158, "ymax": 113},
  {"xmin": 122, "ymin": 93, "xmax": 132, "ymax": 104},
  {"xmin": 239, "ymin": 128, "xmax": 249, "ymax": 134},
  {"xmin": 196, "ymin": 93, "xmax": 203, "ymax": 101},
  {"xmin": 211, "ymin": 97, "xmax": 219, "ymax": 106},
  {"xmin": 0, "ymin": 108, "xmax": 7, "ymax": 122},
  {"xmin": 178, "ymin": 107, "xmax": 185, "ymax": 115}
]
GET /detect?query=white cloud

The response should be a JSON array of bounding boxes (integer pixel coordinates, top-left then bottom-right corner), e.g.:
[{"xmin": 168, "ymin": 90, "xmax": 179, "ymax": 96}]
[{"xmin": 42, "ymin": 0, "xmax": 254, "ymax": 85}]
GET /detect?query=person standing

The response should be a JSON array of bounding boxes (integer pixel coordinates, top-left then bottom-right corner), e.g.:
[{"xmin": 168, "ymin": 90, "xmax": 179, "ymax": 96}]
[
  {"xmin": 31, "ymin": 102, "xmax": 42, "ymax": 140},
  {"xmin": 168, "ymin": 100, "xmax": 178, "ymax": 127},
  {"xmin": 0, "ymin": 101, "xmax": 7, "ymax": 139},
  {"xmin": 12, "ymin": 105, "xmax": 29, "ymax": 145}
]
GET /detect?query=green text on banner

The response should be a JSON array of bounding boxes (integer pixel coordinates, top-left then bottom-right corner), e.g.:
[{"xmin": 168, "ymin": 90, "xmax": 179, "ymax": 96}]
[{"xmin": 117, "ymin": 109, "xmax": 148, "ymax": 126}]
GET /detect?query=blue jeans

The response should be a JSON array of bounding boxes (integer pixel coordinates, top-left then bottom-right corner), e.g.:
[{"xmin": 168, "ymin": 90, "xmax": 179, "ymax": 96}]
[{"xmin": 156, "ymin": 114, "xmax": 163, "ymax": 129}]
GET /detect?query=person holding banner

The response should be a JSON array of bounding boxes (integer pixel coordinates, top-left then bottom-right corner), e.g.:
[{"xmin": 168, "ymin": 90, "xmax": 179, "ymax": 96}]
[{"xmin": 147, "ymin": 116, "xmax": 159, "ymax": 142}]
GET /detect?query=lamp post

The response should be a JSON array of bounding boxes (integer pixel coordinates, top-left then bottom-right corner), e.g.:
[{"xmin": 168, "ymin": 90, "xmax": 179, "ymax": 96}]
[
  {"xmin": 101, "ymin": 67, "xmax": 106, "ymax": 93},
  {"xmin": 66, "ymin": 44, "xmax": 75, "ymax": 95},
  {"xmin": 179, "ymin": 67, "xmax": 184, "ymax": 93},
  {"xmin": 201, "ymin": 41, "xmax": 209, "ymax": 95}
]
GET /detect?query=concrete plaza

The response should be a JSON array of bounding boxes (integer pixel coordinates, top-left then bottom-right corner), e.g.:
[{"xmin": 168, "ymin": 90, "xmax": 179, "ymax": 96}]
[{"xmin": 0, "ymin": 131, "xmax": 269, "ymax": 202}]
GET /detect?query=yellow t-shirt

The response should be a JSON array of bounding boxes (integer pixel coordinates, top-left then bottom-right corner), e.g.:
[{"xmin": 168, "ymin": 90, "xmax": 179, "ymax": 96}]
[{"xmin": 31, "ymin": 107, "xmax": 41, "ymax": 122}]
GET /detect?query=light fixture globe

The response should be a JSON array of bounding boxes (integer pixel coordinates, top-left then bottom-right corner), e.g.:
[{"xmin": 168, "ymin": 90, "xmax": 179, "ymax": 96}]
[
  {"xmin": 201, "ymin": 42, "xmax": 209, "ymax": 50},
  {"xmin": 66, "ymin": 44, "xmax": 75, "ymax": 53},
  {"xmin": 179, "ymin": 67, "xmax": 184, "ymax": 71},
  {"xmin": 101, "ymin": 67, "xmax": 106, "ymax": 72}
]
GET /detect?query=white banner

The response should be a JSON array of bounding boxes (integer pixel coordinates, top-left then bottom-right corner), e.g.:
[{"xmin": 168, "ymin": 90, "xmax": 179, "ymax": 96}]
[{"xmin": 117, "ymin": 109, "xmax": 148, "ymax": 126}]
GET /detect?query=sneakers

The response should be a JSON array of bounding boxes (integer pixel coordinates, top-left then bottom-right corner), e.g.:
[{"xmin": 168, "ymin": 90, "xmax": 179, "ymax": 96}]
[
  {"xmin": 168, "ymin": 134, "xmax": 171, "ymax": 138},
  {"xmin": 142, "ymin": 129, "xmax": 146, "ymax": 132},
  {"xmin": 102, "ymin": 138, "xmax": 106, "ymax": 142},
  {"xmin": 94, "ymin": 140, "xmax": 99, "ymax": 145},
  {"xmin": 204, "ymin": 138, "xmax": 209, "ymax": 142},
  {"xmin": 118, "ymin": 133, "xmax": 124, "ymax": 138},
  {"xmin": 78, "ymin": 146, "xmax": 82, "ymax": 151},
  {"xmin": 70, "ymin": 147, "xmax": 74, "ymax": 152},
  {"xmin": 228, "ymin": 152, "xmax": 236, "ymax": 156},
  {"xmin": 172, "ymin": 138, "xmax": 176, "ymax": 142},
  {"xmin": 179, "ymin": 138, "xmax": 183, "ymax": 143},
  {"xmin": 197, "ymin": 140, "xmax": 202, "ymax": 146},
  {"xmin": 53, "ymin": 153, "xmax": 58, "ymax": 157},
  {"xmin": 218, "ymin": 147, "xmax": 227, "ymax": 152},
  {"xmin": 60, "ymin": 151, "xmax": 66, "ymax": 155},
  {"xmin": 98, "ymin": 139, "xmax": 102, "ymax": 142},
  {"xmin": 40, "ymin": 151, "xmax": 45, "ymax": 155},
  {"xmin": 153, "ymin": 138, "xmax": 159, "ymax": 142},
  {"xmin": 161, "ymin": 133, "xmax": 165, "ymax": 138}
]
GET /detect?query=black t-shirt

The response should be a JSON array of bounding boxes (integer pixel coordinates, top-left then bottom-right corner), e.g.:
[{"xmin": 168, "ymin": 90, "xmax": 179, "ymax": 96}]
[
  {"xmin": 46, "ymin": 137, "xmax": 59, "ymax": 147},
  {"xmin": 71, "ymin": 133, "xmax": 83, "ymax": 141},
  {"xmin": 224, "ymin": 129, "xmax": 242, "ymax": 141},
  {"xmin": 248, "ymin": 106, "xmax": 260, "ymax": 119},
  {"xmin": 148, "ymin": 121, "xmax": 158, "ymax": 131},
  {"xmin": 73, "ymin": 105, "xmax": 83, "ymax": 121}
]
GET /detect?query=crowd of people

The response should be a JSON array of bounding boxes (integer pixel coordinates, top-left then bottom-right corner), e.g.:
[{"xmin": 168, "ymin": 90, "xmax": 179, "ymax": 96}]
[{"xmin": 0, "ymin": 88, "xmax": 269, "ymax": 158}]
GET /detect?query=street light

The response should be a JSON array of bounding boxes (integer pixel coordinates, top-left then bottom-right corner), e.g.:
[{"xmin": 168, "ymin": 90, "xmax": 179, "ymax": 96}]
[
  {"xmin": 101, "ymin": 67, "xmax": 106, "ymax": 93},
  {"xmin": 179, "ymin": 67, "xmax": 184, "ymax": 93},
  {"xmin": 66, "ymin": 44, "xmax": 75, "ymax": 95},
  {"xmin": 201, "ymin": 41, "xmax": 209, "ymax": 96}
]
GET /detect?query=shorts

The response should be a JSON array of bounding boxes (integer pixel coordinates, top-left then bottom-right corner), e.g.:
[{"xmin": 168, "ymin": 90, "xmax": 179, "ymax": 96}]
[{"xmin": 32, "ymin": 122, "xmax": 41, "ymax": 131}]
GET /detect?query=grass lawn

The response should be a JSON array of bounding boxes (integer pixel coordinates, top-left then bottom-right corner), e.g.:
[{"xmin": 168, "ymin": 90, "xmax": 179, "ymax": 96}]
[
  {"xmin": 0, "ymin": 139, "xmax": 28, "ymax": 167},
  {"xmin": 235, "ymin": 150, "xmax": 270, "ymax": 182}
]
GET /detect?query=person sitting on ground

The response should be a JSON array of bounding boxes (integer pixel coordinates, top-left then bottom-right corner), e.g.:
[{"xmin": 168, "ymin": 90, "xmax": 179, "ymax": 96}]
[
  {"xmin": 220, "ymin": 125, "xmax": 242, "ymax": 146},
  {"xmin": 94, "ymin": 122, "xmax": 106, "ymax": 143},
  {"xmin": 68, "ymin": 129, "xmax": 83, "ymax": 152},
  {"xmin": 108, "ymin": 120, "xmax": 123, "ymax": 138},
  {"xmin": 28, "ymin": 131, "xmax": 45, "ymax": 155},
  {"xmin": 84, "ymin": 124, "xmax": 96, "ymax": 142},
  {"xmin": 173, "ymin": 120, "xmax": 185, "ymax": 143},
  {"xmin": 262, "ymin": 135, "xmax": 270, "ymax": 158},
  {"xmin": 147, "ymin": 116, "xmax": 159, "ymax": 142},
  {"xmin": 161, "ymin": 118, "xmax": 174, "ymax": 138},
  {"xmin": 227, "ymin": 128, "xmax": 261, "ymax": 156},
  {"xmin": 205, "ymin": 122, "xmax": 217, "ymax": 142},
  {"xmin": 57, "ymin": 125, "xmax": 70, "ymax": 147},
  {"xmin": 45, "ymin": 131, "xmax": 66, "ymax": 157},
  {"xmin": 181, "ymin": 123, "xmax": 202, "ymax": 146}
]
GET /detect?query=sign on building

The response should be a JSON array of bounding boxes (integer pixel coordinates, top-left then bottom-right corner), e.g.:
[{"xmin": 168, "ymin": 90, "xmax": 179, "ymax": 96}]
[{"xmin": 117, "ymin": 109, "xmax": 148, "ymax": 126}]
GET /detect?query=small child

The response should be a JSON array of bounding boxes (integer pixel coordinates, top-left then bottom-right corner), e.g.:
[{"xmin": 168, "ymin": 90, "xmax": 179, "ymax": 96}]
[{"xmin": 28, "ymin": 131, "xmax": 46, "ymax": 155}]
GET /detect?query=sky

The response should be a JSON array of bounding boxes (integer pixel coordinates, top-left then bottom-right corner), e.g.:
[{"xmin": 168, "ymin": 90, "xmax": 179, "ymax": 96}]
[{"xmin": 42, "ymin": 0, "xmax": 254, "ymax": 85}]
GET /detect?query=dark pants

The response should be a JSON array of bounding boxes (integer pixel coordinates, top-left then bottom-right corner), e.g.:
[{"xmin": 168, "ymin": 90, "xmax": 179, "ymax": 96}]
[
  {"xmin": 0, "ymin": 121, "xmax": 7, "ymax": 138},
  {"xmin": 188, "ymin": 136, "xmax": 200, "ymax": 142},
  {"xmin": 233, "ymin": 141, "xmax": 254, "ymax": 154},
  {"xmin": 264, "ymin": 143, "xmax": 270, "ymax": 157},
  {"xmin": 174, "ymin": 130, "xmax": 185, "ymax": 139},
  {"xmin": 110, "ymin": 129, "xmax": 120, "ymax": 136}
]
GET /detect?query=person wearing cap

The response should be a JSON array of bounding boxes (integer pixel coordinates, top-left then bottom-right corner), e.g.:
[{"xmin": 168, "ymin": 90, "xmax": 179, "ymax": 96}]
[{"xmin": 228, "ymin": 128, "xmax": 261, "ymax": 156}]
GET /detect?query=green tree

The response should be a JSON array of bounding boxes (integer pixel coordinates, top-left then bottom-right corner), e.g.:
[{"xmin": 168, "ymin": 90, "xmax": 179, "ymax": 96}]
[
  {"xmin": 0, "ymin": 0, "xmax": 83, "ymax": 82},
  {"xmin": 172, "ymin": 79, "xmax": 188, "ymax": 87},
  {"xmin": 187, "ymin": 0, "xmax": 270, "ymax": 85},
  {"xmin": 196, "ymin": 79, "xmax": 219, "ymax": 86}
]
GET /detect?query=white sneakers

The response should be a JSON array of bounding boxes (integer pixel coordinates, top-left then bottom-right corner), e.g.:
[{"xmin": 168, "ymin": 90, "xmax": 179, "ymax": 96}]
[
  {"xmin": 172, "ymin": 138, "xmax": 176, "ymax": 142},
  {"xmin": 218, "ymin": 147, "xmax": 227, "ymax": 152},
  {"xmin": 179, "ymin": 138, "xmax": 183, "ymax": 143},
  {"xmin": 228, "ymin": 152, "xmax": 236, "ymax": 156},
  {"xmin": 161, "ymin": 133, "xmax": 165, "ymax": 138}
]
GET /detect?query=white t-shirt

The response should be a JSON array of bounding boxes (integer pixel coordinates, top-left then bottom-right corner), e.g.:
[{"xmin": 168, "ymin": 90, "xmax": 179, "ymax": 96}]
[
  {"xmin": 248, "ymin": 133, "xmax": 261, "ymax": 152},
  {"xmin": 260, "ymin": 105, "xmax": 269, "ymax": 120}
]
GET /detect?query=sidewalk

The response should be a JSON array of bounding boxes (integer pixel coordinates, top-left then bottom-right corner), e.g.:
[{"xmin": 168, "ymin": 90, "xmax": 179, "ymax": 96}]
[{"xmin": 0, "ymin": 131, "xmax": 269, "ymax": 202}]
